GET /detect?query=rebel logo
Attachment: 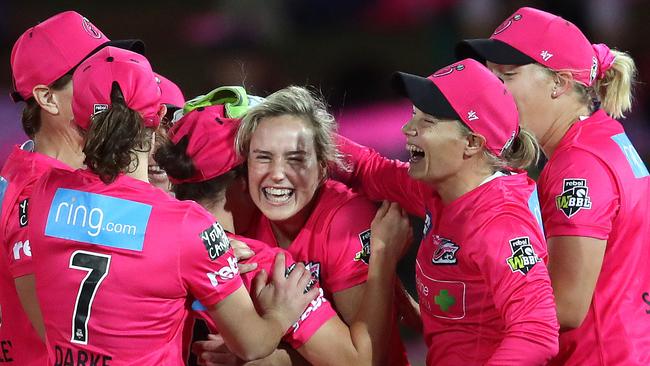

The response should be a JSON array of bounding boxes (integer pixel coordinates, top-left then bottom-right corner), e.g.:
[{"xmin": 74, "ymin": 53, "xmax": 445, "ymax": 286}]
[
  {"xmin": 556, "ymin": 178, "xmax": 592, "ymax": 218},
  {"xmin": 506, "ymin": 237, "xmax": 541, "ymax": 275}
]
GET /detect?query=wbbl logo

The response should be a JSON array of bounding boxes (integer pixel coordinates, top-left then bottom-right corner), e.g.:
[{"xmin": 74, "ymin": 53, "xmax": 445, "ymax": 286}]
[
  {"xmin": 506, "ymin": 237, "xmax": 541, "ymax": 275},
  {"xmin": 354, "ymin": 229, "xmax": 371, "ymax": 265},
  {"xmin": 555, "ymin": 178, "xmax": 592, "ymax": 218},
  {"xmin": 200, "ymin": 222, "xmax": 230, "ymax": 261},
  {"xmin": 286, "ymin": 262, "xmax": 317, "ymax": 294}
]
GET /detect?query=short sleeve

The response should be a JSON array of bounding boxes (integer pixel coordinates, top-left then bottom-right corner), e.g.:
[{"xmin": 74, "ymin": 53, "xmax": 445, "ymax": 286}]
[
  {"xmin": 473, "ymin": 215, "xmax": 559, "ymax": 364},
  {"xmin": 321, "ymin": 197, "xmax": 374, "ymax": 293},
  {"xmin": 539, "ymin": 148, "xmax": 619, "ymax": 240},
  {"xmin": 283, "ymin": 287, "xmax": 337, "ymax": 349},
  {"xmin": 179, "ymin": 210, "xmax": 243, "ymax": 308},
  {"xmin": 3, "ymin": 188, "xmax": 34, "ymax": 278}
]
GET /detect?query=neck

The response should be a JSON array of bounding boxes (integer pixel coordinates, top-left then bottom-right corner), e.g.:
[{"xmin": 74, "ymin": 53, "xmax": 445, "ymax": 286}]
[
  {"xmin": 126, "ymin": 150, "xmax": 151, "ymax": 183},
  {"xmin": 433, "ymin": 161, "xmax": 494, "ymax": 205},
  {"xmin": 539, "ymin": 103, "xmax": 591, "ymax": 157},
  {"xmin": 33, "ymin": 117, "xmax": 84, "ymax": 169},
  {"xmin": 269, "ymin": 198, "xmax": 316, "ymax": 248},
  {"xmin": 200, "ymin": 198, "xmax": 235, "ymax": 233}
]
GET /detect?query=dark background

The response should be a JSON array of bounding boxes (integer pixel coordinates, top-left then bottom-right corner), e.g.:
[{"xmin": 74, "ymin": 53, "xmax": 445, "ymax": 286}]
[{"xmin": 2, "ymin": 1, "xmax": 649, "ymax": 364}]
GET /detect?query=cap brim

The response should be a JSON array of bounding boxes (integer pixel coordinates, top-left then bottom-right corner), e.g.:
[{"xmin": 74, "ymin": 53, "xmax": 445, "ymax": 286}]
[
  {"xmin": 455, "ymin": 39, "xmax": 535, "ymax": 65},
  {"xmin": 103, "ymin": 39, "xmax": 146, "ymax": 55},
  {"xmin": 391, "ymin": 72, "xmax": 458, "ymax": 120}
]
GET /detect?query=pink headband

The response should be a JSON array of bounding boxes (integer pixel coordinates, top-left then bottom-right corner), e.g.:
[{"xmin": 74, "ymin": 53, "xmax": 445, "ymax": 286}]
[{"xmin": 592, "ymin": 43, "xmax": 616, "ymax": 80}]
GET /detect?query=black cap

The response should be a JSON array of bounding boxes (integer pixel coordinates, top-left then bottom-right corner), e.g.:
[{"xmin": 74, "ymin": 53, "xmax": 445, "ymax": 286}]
[
  {"xmin": 391, "ymin": 71, "xmax": 458, "ymax": 120},
  {"xmin": 455, "ymin": 39, "xmax": 535, "ymax": 65}
]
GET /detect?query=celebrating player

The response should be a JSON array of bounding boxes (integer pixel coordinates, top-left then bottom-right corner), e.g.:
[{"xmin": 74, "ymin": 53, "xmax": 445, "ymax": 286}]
[
  {"xmin": 155, "ymin": 94, "xmax": 409, "ymax": 365},
  {"xmin": 26, "ymin": 47, "xmax": 317, "ymax": 364},
  {"xmin": 457, "ymin": 7, "xmax": 650, "ymax": 365},
  {"xmin": 235, "ymin": 85, "xmax": 411, "ymax": 365},
  {"xmin": 1, "ymin": 11, "xmax": 142, "ymax": 365},
  {"xmin": 336, "ymin": 59, "xmax": 559, "ymax": 364}
]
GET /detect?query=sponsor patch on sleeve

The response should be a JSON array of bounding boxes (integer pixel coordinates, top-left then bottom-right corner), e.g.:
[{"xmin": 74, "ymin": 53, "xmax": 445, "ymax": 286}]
[
  {"xmin": 354, "ymin": 229, "xmax": 371, "ymax": 265},
  {"xmin": 555, "ymin": 178, "xmax": 592, "ymax": 218},
  {"xmin": 506, "ymin": 237, "xmax": 541, "ymax": 275},
  {"xmin": 18, "ymin": 198, "xmax": 28, "ymax": 227},
  {"xmin": 199, "ymin": 222, "xmax": 230, "ymax": 261}
]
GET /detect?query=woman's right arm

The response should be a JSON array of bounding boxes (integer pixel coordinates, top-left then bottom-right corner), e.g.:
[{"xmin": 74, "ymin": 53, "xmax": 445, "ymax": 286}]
[{"xmin": 335, "ymin": 134, "xmax": 428, "ymax": 216}]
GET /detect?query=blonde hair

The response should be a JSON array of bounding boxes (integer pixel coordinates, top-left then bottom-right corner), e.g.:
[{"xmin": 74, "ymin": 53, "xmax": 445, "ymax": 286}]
[
  {"xmin": 547, "ymin": 49, "xmax": 636, "ymax": 119},
  {"xmin": 593, "ymin": 50, "xmax": 636, "ymax": 119},
  {"xmin": 457, "ymin": 122, "xmax": 540, "ymax": 171},
  {"xmin": 236, "ymin": 86, "xmax": 343, "ymax": 170}
]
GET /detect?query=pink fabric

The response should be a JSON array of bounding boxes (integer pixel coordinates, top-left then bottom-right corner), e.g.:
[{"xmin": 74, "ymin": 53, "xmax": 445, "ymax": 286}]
[
  {"xmin": 155, "ymin": 73, "xmax": 185, "ymax": 107},
  {"xmin": 189, "ymin": 234, "xmax": 337, "ymax": 351},
  {"xmin": 491, "ymin": 7, "xmax": 598, "ymax": 86},
  {"xmin": 11, "ymin": 11, "xmax": 110, "ymax": 100},
  {"xmin": 337, "ymin": 139, "xmax": 560, "ymax": 365},
  {"xmin": 244, "ymin": 179, "xmax": 411, "ymax": 365},
  {"xmin": 72, "ymin": 47, "xmax": 162, "ymax": 130},
  {"xmin": 167, "ymin": 104, "xmax": 243, "ymax": 184},
  {"xmin": 592, "ymin": 43, "xmax": 616, "ymax": 80},
  {"xmin": 0, "ymin": 146, "xmax": 69, "ymax": 365},
  {"xmin": 539, "ymin": 110, "xmax": 650, "ymax": 366},
  {"xmin": 28, "ymin": 169, "xmax": 242, "ymax": 364}
]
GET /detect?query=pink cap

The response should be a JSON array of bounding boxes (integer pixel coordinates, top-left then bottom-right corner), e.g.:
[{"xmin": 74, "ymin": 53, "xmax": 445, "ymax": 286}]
[
  {"xmin": 155, "ymin": 73, "xmax": 185, "ymax": 108},
  {"xmin": 167, "ymin": 104, "xmax": 243, "ymax": 184},
  {"xmin": 10, "ymin": 11, "xmax": 144, "ymax": 102},
  {"xmin": 457, "ymin": 7, "xmax": 599, "ymax": 86},
  {"xmin": 393, "ymin": 58, "xmax": 519, "ymax": 156},
  {"xmin": 72, "ymin": 46, "xmax": 162, "ymax": 130}
]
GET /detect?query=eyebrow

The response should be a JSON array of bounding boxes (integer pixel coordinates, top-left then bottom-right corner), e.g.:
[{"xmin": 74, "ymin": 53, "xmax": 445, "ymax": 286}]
[{"xmin": 251, "ymin": 149, "xmax": 308, "ymax": 156}]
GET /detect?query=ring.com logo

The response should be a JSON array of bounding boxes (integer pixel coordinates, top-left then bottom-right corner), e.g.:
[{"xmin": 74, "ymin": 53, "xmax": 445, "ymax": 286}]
[{"xmin": 45, "ymin": 188, "xmax": 152, "ymax": 252}]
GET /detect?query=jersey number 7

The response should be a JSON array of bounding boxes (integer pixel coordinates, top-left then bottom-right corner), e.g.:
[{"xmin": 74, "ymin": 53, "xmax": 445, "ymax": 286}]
[{"xmin": 69, "ymin": 250, "xmax": 111, "ymax": 345}]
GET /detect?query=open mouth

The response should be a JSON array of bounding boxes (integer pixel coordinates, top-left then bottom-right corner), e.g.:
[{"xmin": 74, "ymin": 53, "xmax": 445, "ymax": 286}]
[
  {"xmin": 262, "ymin": 187, "xmax": 294, "ymax": 204},
  {"xmin": 148, "ymin": 165, "xmax": 167, "ymax": 179},
  {"xmin": 406, "ymin": 144, "xmax": 425, "ymax": 164}
]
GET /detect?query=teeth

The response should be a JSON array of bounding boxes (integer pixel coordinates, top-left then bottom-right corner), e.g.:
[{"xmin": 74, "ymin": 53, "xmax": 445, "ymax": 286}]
[
  {"xmin": 406, "ymin": 144, "xmax": 424, "ymax": 154},
  {"xmin": 264, "ymin": 187, "xmax": 293, "ymax": 196}
]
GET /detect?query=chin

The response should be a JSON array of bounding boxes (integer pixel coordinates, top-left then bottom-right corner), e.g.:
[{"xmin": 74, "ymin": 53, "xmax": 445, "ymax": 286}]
[{"xmin": 258, "ymin": 203, "xmax": 299, "ymax": 223}]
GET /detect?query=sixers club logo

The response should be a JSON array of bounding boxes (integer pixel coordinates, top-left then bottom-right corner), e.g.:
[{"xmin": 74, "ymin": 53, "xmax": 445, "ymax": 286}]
[
  {"xmin": 433, "ymin": 64, "xmax": 465, "ymax": 78},
  {"xmin": 82, "ymin": 17, "xmax": 102, "ymax": 39},
  {"xmin": 493, "ymin": 13, "xmax": 522, "ymax": 35},
  {"xmin": 431, "ymin": 235, "xmax": 459, "ymax": 265}
]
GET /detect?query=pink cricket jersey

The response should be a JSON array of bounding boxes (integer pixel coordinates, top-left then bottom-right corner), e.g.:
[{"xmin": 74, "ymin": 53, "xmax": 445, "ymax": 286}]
[
  {"xmin": 244, "ymin": 179, "xmax": 410, "ymax": 365},
  {"xmin": 28, "ymin": 168, "xmax": 243, "ymax": 365},
  {"xmin": 188, "ymin": 233, "xmax": 336, "ymax": 353},
  {"xmin": 538, "ymin": 110, "xmax": 650, "ymax": 366},
  {"xmin": 338, "ymin": 137, "xmax": 559, "ymax": 365},
  {"xmin": 0, "ymin": 144, "xmax": 71, "ymax": 365}
]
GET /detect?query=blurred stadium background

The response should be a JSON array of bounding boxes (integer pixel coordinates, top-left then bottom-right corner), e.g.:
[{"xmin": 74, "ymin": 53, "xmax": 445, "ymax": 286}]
[{"xmin": 2, "ymin": 1, "xmax": 648, "ymax": 364}]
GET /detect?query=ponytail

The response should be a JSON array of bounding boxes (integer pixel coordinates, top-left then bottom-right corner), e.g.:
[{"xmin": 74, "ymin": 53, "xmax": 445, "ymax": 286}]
[
  {"xmin": 83, "ymin": 82, "xmax": 151, "ymax": 184},
  {"xmin": 594, "ymin": 49, "xmax": 636, "ymax": 119},
  {"xmin": 500, "ymin": 128, "xmax": 540, "ymax": 170}
]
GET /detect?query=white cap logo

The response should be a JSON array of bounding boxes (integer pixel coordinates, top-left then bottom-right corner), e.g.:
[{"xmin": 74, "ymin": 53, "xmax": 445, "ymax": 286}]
[
  {"xmin": 493, "ymin": 13, "xmax": 522, "ymax": 35},
  {"xmin": 540, "ymin": 50, "xmax": 553, "ymax": 62},
  {"xmin": 589, "ymin": 56, "xmax": 598, "ymax": 85},
  {"xmin": 82, "ymin": 17, "xmax": 102, "ymax": 39},
  {"xmin": 93, "ymin": 104, "xmax": 109, "ymax": 115},
  {"xmin": 467, "ymin": 110, "xmax": 479, "ymax": 121}
]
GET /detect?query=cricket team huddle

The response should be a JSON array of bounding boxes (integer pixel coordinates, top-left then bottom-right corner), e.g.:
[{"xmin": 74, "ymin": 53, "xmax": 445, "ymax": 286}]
[{"xmin": 1, "ymin": 5, "xmax": 648, "ymax": 366}]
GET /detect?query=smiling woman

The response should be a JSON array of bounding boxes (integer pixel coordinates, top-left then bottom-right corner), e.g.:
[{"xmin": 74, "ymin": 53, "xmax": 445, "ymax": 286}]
[{"xmin": 236, "ymin": 86, "xmax": 412, "ymax": 365}]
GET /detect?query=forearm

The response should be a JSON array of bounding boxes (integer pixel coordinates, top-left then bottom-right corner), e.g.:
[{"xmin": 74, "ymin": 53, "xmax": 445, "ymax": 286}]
[
  {"xmin": 486, "ymin": 323, "xmax": 559, "ymax": 365},
  {"xmin": 348, "ymin": 244, "xmax": 397, "ymax": 366}
]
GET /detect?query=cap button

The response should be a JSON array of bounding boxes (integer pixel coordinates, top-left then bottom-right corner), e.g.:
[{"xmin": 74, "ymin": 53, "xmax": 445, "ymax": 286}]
[{"xmin": 106, "ymin": 56, "xmax": 114, "ymax": 62}]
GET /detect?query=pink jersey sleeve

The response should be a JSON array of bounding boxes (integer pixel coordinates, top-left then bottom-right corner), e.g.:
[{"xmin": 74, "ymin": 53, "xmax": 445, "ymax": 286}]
[
  {"xmin": 179, "ymin": 213, "xmax": 243, "ymax": 308},
  {"xmin": 476, "ymin": 215, "xmax": 559, "ymax": 365},
  {"xmin": 336, "ymin": 134, "xmax": 429, "ymax": 217},
  {"xmin": 540, "ymin": 148, "xmax": 618, "ymax": 240},
  {"xmin": 321, "ymin": 197, "xmax": 374, "ymax": 293},
  {"xmin": 237, "ymin": 237, "xmax": 337, "ymax": 349},
  {"xmin": 3, "ymin": 189, "xmax": 34, "ymax": 278}
]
